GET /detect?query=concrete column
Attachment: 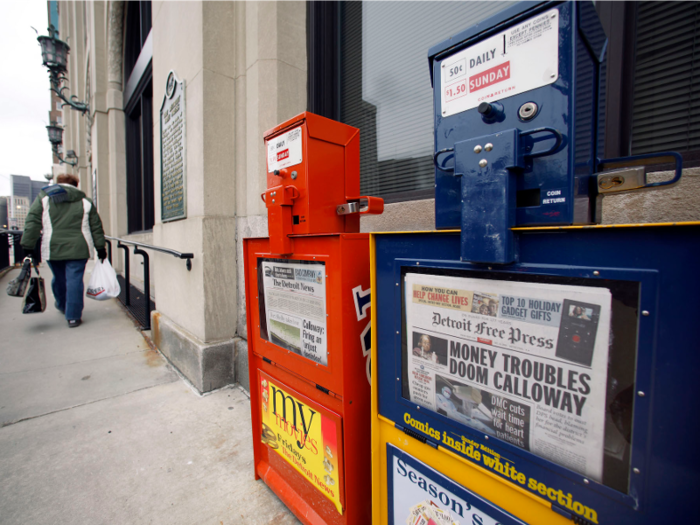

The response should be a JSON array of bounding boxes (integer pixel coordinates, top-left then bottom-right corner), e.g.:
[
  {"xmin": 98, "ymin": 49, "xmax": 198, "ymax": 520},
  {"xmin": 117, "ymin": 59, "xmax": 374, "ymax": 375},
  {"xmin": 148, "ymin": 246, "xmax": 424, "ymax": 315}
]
[
  {"xmin": 151, "ymin": 1, "xmax": 237, "ymax": 392},
  {"xmin": 234, "ymin": 1, "xmax": 307, "ymax": 390},
  {"xmin": 150, "ymin": 1, "xmax": 307, "ymax": 393}
]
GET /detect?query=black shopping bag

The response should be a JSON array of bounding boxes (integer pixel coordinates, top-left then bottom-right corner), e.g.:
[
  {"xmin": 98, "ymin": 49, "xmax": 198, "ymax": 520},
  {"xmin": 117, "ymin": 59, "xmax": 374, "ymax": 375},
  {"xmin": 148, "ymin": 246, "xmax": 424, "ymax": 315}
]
[
  {"xmin": 6, "ymin": 257, "xmax": 32, "ymax": 297},
  {"xmin": 22, "ymin": 264, "xmax": 46, "ymax": 314}
]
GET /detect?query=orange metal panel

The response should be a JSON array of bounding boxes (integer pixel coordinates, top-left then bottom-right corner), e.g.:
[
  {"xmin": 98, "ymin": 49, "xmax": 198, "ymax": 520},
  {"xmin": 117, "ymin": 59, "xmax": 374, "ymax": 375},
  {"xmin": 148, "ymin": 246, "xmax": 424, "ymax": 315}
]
[
  {"xmin": 262, "ymin": 112, "xmax": 381, "ymax": 243},
  {"xmin": 244, "ymin": 234, "xmax": 373, "ymax": 525},
  {"xmin": 247, "ymin": 113, "xmax": 381, "ymax": 524}
]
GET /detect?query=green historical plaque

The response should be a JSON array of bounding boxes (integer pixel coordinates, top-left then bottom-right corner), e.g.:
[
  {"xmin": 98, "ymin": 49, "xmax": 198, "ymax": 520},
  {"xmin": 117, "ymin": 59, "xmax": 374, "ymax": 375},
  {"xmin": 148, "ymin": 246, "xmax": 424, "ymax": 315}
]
[{"xmin": 160, "ymin": 71, "xmax": 186, "ymax": 222}]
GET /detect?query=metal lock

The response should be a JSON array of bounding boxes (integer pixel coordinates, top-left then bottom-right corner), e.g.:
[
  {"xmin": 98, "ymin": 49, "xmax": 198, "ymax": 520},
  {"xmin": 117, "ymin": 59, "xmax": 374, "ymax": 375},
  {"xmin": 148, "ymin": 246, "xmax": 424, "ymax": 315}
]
[
  {"xmin": 596, "ymin": 167, "xmax": 647, "ymax": 194},
  {"xmin": 518, "ymin": 102, "xmax": 538, "ymax": 121},
  {"xmin": 598, "ymin": 175, "xmax": 625, "ymax": 190}
]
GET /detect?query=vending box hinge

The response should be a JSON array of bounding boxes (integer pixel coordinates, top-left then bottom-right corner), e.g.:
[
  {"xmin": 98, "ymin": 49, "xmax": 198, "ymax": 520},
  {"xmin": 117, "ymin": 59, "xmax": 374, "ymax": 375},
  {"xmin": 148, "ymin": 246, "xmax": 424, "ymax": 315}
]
[
  {"xmin": 316, "ymin": 384, "xmax": 330, "ymax": 395},
  {"xmin": 551, "ymin": 504, "xmax": 595, "ymax": 525},
  {"xmin": 395, "ymin": 424, "xmax": 438, "ymax": 448},
  {"xmin": 571, "ymin": 515, "xmax": 595, "ymax": 525},
  {"xmin": 262, "ymin": 356, "xmax": 272, "ymax": 365}
]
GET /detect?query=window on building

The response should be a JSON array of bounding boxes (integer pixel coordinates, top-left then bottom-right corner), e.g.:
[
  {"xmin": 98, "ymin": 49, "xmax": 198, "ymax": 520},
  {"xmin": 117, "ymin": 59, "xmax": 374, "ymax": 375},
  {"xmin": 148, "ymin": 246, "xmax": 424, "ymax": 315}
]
[
  {"xmin": 592, "ymin": 1, "xmax": 700, "ymax": 164},
  {"xmin": 123, "ymin": 1, "xmax": 153, "ymax": 233},
  {"xmin": 310, "ymin": 1, "xmax": 700, "ymax": 204},
  {"xmin": 308, "ymin": 1, "xmax": 514, "ymax": 203}
]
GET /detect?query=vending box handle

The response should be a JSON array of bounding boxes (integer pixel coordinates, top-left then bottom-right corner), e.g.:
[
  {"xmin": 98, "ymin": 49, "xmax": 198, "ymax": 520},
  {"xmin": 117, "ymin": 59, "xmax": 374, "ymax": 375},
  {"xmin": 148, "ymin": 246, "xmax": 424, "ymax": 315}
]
[
  {"xmin": 359, "ymin": 196, "xmax": 384, "ymax": 215},
  {"xmin": 433, "ymin": 147, "xmax": 456, "ymax": 173},
  {"xmin": 261, "ymin": 185, "xmax": 300, "ymax": 207},
  {"xmin": 520, "ymin": 127, "xmax": 563, "ymax": 158}
]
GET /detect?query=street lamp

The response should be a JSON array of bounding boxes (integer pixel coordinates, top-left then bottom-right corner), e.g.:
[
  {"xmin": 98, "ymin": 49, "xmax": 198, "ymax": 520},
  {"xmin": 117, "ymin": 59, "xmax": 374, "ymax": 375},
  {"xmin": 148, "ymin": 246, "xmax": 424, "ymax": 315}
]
[
  {"xmin": 46, "ymin": 122, "xmax": 78, "ymax": 167},
  {"xmin": 37, "ymin": 25, "xmax": 89, "ymax": 115},
  {"xmin": 46, "ymin": 121, "xmax": 63, "ymax": 145},
  {"xmin": 44, "ymin": 173, "xmax": 54, "ymax": 183}
]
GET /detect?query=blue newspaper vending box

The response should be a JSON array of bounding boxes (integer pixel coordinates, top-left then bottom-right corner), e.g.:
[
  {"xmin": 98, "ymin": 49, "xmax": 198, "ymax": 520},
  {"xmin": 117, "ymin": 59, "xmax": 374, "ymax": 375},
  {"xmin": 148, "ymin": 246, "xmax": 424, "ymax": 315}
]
[{"xmin": 370, "ymin": 2, "xmax": 700, "ymax": 525}]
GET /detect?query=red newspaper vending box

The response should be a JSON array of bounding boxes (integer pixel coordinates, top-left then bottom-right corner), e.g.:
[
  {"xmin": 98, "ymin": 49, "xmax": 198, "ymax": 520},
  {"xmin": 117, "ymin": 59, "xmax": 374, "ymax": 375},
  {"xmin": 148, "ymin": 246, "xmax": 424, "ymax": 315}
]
[{"xmin": 244, "ymin": 112, "xmax": 383, "ymax": 524}]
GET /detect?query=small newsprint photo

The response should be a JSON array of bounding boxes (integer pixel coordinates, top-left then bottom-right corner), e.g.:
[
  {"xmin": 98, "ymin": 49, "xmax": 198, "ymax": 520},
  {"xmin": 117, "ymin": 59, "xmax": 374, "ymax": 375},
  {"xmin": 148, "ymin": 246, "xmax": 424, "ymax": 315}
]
[{"xmin": 403, "ymin": 272, "xmax": 612, "ymax": 481}]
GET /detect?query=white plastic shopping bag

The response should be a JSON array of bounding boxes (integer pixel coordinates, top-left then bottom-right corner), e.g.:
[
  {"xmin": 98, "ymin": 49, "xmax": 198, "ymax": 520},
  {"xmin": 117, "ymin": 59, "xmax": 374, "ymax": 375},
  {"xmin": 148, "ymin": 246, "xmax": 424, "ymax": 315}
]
[{"xmin": 86, "ymin": 259, "xmax": 121, "ymax": 300}]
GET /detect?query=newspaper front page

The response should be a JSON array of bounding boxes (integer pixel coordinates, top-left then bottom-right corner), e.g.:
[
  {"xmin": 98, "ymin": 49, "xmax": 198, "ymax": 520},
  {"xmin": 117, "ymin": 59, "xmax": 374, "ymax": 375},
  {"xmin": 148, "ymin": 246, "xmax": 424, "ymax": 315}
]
[
  {"xmin": 261, "ymin": 260, "xmax": 327, "ymax": 366},
  {"xmin": 404, "ymin": 273, "xmax": 612, "ymax": 481}
]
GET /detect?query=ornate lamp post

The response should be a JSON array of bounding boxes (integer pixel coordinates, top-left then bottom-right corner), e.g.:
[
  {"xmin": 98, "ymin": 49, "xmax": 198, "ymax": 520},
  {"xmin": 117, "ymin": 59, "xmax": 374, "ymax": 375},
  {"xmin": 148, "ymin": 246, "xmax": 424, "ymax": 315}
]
[
  {"xmin": 37, "ymin": 25, "xmax": 89, "ymax": 115},
  {"xmin": 46, "ymin": 121, "xmax": 63, "ymax": 145},
  {"xmin": 46, "ymin": 121, "xmax": 78, "ymax": 167}
]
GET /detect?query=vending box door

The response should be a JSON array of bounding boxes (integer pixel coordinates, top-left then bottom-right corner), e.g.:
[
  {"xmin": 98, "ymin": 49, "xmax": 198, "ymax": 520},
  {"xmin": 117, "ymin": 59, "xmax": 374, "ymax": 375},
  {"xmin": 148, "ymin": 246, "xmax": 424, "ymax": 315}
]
[
  {"xmin": 244, "ymin": 233, "xmax": 374, "ymax": 525},
  {"xmin": 244, "ymin": 234, "xmax": 372, "ymax": 396},
  {"xmin": 372, "ymin": 225, "xmax": 700, "ymax": 524},
  {"xmin": 255, "ymin": 369, "xmax": 346, "ymax": 515}
]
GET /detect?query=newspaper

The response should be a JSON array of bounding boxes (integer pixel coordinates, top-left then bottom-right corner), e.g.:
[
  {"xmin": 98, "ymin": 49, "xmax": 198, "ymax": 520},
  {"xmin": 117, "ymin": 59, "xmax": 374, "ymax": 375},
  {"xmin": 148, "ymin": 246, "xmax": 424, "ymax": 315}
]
[
  {"xmin": 260, "ymin": 260, "xmax": 327, "ymax": 366},
  {"xmin": 404, "ymin": 272, "xmax": 612, "ymax": 481}
]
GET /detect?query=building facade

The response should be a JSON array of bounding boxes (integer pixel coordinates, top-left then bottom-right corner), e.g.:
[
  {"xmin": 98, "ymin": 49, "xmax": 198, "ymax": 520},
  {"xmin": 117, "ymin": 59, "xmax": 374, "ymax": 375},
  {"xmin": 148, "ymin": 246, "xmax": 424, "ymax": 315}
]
[
  {"xmin": 0, "ymin": 197, "xmax": 8, "ymax": 230},
  {"xmin": 52, "ymin": 1, "xmax": 700, "ymax": 393},
  {"xmin": 9, "ymin": 175, "xmax": 44, "ymax": 231},
  {"xmin": 10, "ymin": 197, "xmax": 29, "ymax": 231}
]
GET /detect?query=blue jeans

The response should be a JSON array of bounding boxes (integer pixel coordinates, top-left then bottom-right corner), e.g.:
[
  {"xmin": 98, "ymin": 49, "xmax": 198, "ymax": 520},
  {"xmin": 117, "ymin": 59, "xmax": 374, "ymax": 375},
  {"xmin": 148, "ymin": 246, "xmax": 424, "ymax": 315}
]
[{"xmin": 47, "ymin": 259, "xmax": 88, "ymax": 321}]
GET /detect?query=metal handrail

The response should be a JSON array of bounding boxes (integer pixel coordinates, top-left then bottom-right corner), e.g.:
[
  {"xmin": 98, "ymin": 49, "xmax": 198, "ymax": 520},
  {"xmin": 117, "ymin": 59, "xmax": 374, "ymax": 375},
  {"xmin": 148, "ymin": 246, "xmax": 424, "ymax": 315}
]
[
  {"xmin": 0, "ymin": 229, "xmax": 31, "ymax": 265},
  {"xmin": 104, "ymin": 235, "xmax": 193, "ymax": 331},
  {"xmin": 104, "ymin": 235, "xmax": 193, "ymax": 270}
]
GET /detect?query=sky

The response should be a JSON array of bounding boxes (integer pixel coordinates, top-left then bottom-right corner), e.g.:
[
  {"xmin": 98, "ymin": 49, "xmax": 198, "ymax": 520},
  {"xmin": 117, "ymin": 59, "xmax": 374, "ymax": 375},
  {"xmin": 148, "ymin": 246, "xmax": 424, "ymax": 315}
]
[{"xmin": 0, "ymin": 0, "xmax": 54, "ymax": 197}]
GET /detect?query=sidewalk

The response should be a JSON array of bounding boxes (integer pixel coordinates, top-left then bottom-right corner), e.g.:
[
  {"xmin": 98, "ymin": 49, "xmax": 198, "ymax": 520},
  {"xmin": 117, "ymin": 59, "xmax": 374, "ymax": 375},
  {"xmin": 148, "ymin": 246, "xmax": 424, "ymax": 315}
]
[{"xmin": 0, "ymin": 261, "xmax": 298, "ymax": 525}]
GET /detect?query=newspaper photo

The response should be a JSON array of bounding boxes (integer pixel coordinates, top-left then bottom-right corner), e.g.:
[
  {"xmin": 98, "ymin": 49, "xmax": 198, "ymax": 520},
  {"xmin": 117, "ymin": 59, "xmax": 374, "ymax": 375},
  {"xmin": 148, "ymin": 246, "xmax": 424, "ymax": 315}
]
[
  {"xmin": 404, "ymin": 272, "xmax": 612, "ymax": 481},
  {"xmin": 260, "ymin": 260, "xmax": 327, "ymax": 366}
]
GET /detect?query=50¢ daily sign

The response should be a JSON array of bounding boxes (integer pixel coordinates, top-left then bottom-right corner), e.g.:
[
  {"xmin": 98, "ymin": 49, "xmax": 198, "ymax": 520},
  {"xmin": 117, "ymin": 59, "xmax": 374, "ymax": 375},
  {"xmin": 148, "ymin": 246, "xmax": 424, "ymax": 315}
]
[{"xmin": 440, "ymin": 9, "xmax": 559, "ymax": 118}]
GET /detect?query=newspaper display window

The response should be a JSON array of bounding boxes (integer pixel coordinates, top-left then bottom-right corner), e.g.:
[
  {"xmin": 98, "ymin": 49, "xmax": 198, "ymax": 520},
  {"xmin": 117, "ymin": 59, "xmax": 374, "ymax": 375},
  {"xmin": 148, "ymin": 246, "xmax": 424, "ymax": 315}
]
[
  {"xmin": 401, "ymin": 268, "xmax": 639, "ymax": 494},
  {"xmin": 258, "ymin": 258, "xmax": 328, "ymax": 366}
]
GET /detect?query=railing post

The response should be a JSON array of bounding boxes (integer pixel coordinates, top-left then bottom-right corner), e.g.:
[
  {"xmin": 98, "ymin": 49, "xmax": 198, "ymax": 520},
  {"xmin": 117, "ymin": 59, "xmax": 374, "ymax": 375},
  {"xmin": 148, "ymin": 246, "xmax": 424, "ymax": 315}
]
[
  {"xmin": 105, "ymin": 239, "xmax": 112, "ymax": 265},
  {"xmin": 117, "ymin": 242, "xmax": 130, "ymax": 306},
  {"xmin": 12, "ymin": 234, "xmax": 24, "ymax": 264},
  {"xmin": 133, "ymin": 247, "xmax": 151, "ymax": 330},
  {"xmin": 0, "ymin": 234, "xmax": 9, "ymax": 271}
]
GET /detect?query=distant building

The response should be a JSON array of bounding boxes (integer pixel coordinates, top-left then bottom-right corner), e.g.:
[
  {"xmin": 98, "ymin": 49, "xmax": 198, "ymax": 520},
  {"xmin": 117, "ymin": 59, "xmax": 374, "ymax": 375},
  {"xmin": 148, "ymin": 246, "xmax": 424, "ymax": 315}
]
[
  {"xmin": 11, "ymin": 175, "xmax": 31, "ymax": 201},
  {"xmin": 0, "ymin": 197, "xmax": 8, "ymax": 229},
  {"xmin": 10, "ymin": 175, "xmax": 42, "ymax": 230},
  {"xmin": 30, "ymin": 180, "xmax": 45, "ymax": 205},
  {"xmin": 11, "ymin": 196, "xmax": 30, "ymax": 231},
  {"xmin": 10, "ymin": 174, "xmax": 45, "ymax": 206}
]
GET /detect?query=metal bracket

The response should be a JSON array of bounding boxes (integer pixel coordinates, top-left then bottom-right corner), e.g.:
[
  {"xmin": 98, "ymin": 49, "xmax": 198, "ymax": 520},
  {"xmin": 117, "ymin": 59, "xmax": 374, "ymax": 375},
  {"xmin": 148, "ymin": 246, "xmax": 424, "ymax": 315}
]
[
  {"xmin": 336, "ymin": 202, "xmax": 359, "ymax": 215},
  {"xmin": 595, "ymin": 151, "xmax": 683, "ymax": 194},
  {"xmin": 395, "ymin": 424, "xmax": 438, "ymax": 448},
  {"xmin": 336, "ymin": 196, "xmax": 384, "ymax": 216},
  {"xmin": 596, "ymin": 167, "xmax": 646, "ymax": 193}
]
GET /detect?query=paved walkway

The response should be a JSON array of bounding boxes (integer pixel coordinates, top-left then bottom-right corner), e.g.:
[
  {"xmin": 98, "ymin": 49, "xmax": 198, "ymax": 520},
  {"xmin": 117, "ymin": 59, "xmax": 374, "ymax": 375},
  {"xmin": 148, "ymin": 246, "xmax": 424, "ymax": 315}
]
[{"xmin": 0, "ymin": 262, "xmax": 298, "ymax": 525}]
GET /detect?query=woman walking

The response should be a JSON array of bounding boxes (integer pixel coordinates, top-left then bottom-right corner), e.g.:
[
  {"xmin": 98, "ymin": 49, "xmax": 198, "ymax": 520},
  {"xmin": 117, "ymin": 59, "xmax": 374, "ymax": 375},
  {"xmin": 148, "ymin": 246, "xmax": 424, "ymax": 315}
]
[{"xmin": 21, "ymin": 174, "xmax": 107, "ymax": 327}]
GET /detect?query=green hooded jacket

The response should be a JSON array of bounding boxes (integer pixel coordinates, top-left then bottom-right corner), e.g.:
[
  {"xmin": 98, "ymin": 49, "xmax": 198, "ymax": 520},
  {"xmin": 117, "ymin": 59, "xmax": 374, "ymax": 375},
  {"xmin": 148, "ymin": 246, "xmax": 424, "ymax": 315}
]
[{"xmin": 21, "ymin": 184, "xmax": 106, "ymax": 261}]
